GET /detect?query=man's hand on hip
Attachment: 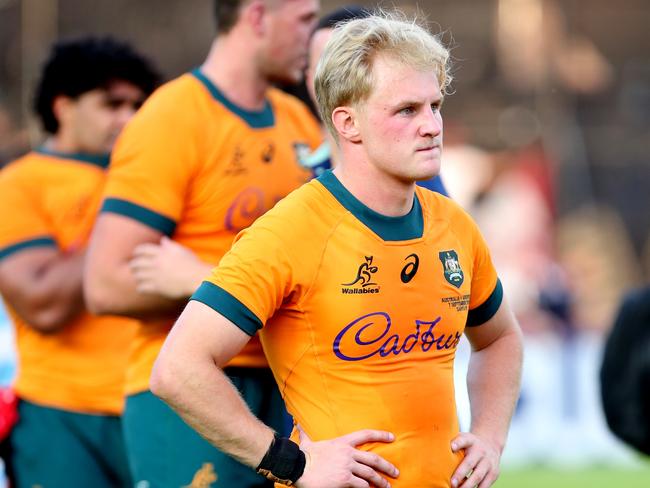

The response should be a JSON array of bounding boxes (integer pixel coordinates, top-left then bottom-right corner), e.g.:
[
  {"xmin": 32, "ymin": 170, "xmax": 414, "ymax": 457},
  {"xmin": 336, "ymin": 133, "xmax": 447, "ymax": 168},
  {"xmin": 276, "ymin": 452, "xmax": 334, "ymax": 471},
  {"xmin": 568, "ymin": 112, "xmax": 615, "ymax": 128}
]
[
  {"xmin": 450, "ymin": 432, "xmax": 501, "ymax": 488},
  {"xmin": 295, "ymin": 427, "xmax": 399, "ymax": 488}
]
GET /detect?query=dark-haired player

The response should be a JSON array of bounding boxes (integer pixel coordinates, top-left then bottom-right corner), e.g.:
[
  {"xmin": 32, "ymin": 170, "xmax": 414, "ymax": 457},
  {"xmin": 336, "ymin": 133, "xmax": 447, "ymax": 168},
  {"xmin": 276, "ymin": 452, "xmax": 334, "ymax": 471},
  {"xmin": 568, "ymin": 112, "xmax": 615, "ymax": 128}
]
[{"xmin": 0, "ymin": 36, "xmax": 158, "ymax": 487}]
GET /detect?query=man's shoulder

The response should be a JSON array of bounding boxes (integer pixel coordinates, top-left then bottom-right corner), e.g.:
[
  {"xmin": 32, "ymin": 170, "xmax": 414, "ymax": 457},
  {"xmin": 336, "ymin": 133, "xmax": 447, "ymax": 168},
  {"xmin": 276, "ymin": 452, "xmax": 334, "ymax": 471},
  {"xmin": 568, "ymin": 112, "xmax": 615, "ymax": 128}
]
[
  {"xmin": 116, "ymin": 73, "xmax": 208, "ymax": 147},
  {"xmin": 416, "ymin": 186, "xmax": 478, "ymax": 234},
  {"xmin": 0, "ymin": 151, "xmax": 48, "ymax": 183},
  {"xmin": 135, "ymin": 72, "xmax": 207, "ymax": 121},
  {"xmin": 251, "ymin": 179, "xmax": 343, "ymax": 238},
  {"xmin": 417, "ymin": 185, "xmax": 463, "ymax": 215}
]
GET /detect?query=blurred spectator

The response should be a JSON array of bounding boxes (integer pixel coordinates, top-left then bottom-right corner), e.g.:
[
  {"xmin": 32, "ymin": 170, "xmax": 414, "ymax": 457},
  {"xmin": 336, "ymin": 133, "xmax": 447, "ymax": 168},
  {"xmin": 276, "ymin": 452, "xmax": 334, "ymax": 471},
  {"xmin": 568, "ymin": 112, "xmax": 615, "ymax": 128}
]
[
  {"xmin": 557, "ymin": 205, "xmax": 641, "ymax": 333},
  {"xmin": 494, "ymin": 0, "xmax": 613, "ymax": 95}
]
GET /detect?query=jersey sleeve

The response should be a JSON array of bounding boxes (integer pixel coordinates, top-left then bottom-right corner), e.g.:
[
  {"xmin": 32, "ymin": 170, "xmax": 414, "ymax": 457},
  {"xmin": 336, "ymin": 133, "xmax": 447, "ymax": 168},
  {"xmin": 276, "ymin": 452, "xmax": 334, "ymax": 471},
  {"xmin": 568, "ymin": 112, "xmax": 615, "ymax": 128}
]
[
  {"xmin": 191, "ymin": 216, "xmax": 300, "ymax": 336},
  {"xmin": 465, "ymin": 214, "xmax": 503, "ymax": 327},
  {"xmin": 0, "ymin": 170, "xmax": 57, "ymax": 261},
  {"xmin": 101, "ymin": 83, "xmax": 198, "ymax": 236}
]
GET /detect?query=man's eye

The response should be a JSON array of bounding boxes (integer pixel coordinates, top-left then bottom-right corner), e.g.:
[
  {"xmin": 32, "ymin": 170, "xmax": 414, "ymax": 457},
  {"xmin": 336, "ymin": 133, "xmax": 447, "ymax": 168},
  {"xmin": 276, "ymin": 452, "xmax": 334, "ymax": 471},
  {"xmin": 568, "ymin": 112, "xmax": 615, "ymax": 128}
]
[
  {"xmin": 399, "ymin": 107, "xmax": 414, "ymax": 115},
  {"xmin": 105, "ymin": 98, "xmax": 143, "ymax": 110},
  {"xmin": 431, "ymin": 103, "xmax": 440, "ymax": 113}
]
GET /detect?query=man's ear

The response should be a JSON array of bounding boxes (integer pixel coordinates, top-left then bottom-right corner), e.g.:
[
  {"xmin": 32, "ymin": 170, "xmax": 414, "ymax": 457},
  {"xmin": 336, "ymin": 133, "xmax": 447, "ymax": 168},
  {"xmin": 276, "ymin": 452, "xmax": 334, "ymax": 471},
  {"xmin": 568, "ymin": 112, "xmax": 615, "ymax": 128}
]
[
  {"xmin": 242, "ymin": 0, "xmax": 267, "ymax": 36},
  {"xmin": 332, "ymin": 106, "xmax": 362, "ymax": 143},
  {"xmin": 52, "ymin": 95, "xmax": 74, "ymax": 127}
]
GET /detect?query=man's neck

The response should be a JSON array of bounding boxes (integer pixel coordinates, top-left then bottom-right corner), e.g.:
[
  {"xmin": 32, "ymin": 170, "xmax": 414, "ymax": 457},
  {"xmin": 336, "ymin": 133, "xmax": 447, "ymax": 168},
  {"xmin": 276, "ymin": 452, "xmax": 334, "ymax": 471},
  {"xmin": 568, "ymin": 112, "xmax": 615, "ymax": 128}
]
[
  {"xmin": 324, "ymin": 130, "xmax": 340, "ymax": 168},
  {"xmin": 200, "ymin": 36, "xmax": 269, "ymax": 111},
  {"xmin": 332, "ymin": 158, "xmax": 416, "ymax": 217},
  {"xmin": 43, "ymin": 135, "xmax": 83, "ymax": 154}
]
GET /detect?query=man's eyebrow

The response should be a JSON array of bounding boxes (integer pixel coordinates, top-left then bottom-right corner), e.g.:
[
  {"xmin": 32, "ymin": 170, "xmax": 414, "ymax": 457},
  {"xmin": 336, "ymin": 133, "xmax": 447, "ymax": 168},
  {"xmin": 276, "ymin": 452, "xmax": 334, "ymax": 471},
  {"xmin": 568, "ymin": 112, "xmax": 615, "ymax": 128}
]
[{"xmin": 388, "ymin": 95, "xmax": 444, "ymax": 108}]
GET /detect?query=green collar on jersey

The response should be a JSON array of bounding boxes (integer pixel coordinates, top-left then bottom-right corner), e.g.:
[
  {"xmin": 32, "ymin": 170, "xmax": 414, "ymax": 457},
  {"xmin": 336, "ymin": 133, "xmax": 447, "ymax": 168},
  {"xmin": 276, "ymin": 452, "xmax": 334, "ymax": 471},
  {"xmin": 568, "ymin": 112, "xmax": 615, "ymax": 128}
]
[
  {"xmin": 191, "ymin": 68, "xmax": 275, "ymax": 129},
  {"xmin": 318, "ymin": 170, "xmax": 424, "ymax": 241},
  {"xmin": 35, "ymin": 147, "xmax": 110, "ymax": 168}
]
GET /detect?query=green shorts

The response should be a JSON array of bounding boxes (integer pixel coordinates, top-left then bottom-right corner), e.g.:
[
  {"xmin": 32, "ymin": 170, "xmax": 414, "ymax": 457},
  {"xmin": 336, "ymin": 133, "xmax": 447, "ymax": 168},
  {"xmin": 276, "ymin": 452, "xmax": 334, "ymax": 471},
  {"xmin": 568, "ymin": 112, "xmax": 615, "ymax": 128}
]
[
  {"xmin": 9, "ymin": 399, "xmax": 131, "ymax": 487},
  {"xmin": 124, "ymin": 367, "xmax": 288, "ymax": 488}
]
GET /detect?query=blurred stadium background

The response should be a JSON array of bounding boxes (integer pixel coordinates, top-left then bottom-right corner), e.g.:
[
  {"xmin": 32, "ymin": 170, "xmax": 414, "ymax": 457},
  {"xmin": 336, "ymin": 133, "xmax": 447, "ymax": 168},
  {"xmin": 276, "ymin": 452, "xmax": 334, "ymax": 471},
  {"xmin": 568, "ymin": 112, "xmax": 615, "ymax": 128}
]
[{"xmin": 1, "ymin": 0, "xmax": 649, "ymax": 486}]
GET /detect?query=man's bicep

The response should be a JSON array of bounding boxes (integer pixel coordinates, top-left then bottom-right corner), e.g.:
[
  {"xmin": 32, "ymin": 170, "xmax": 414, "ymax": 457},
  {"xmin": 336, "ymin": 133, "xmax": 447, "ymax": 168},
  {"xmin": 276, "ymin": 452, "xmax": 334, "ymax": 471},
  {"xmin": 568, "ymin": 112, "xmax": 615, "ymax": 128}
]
[
  {"xmin": 164, "ymin": 300, "xmax": 252, "ymax": 367},
  {"xmin": 464, "ymin": 297, "xmax": 520, "ymax": 351},
  {"xmin": 88, "ymin": 212, "xmax": 163, "ymax": 264}
]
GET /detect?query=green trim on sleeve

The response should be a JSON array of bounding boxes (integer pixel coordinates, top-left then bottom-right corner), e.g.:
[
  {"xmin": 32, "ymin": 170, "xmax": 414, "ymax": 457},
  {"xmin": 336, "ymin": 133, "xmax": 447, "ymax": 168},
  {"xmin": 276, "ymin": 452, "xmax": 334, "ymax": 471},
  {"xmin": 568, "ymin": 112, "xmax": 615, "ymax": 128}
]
[
  {"xmin": 0, "ymin": 237, "xmax": 57, "ymax": 261},
  {"xmin": 466, "ymin": 278, "xmax": 504, "ymax": 327},
  {"xmin": 190, "ymin": 281, "xmax": 263, "ymax": 336},
  {"xmin": 101, "ymin": 198, "xmax": 176, "ymax": 236}
]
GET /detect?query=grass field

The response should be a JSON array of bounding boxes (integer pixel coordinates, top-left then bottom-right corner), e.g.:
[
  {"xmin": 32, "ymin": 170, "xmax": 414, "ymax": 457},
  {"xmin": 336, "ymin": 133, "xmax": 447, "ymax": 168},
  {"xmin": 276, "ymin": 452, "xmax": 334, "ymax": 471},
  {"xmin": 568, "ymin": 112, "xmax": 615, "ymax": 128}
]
[{"xmin": 496, "ymin": 465, "xmax": 650, "ymax": 488}]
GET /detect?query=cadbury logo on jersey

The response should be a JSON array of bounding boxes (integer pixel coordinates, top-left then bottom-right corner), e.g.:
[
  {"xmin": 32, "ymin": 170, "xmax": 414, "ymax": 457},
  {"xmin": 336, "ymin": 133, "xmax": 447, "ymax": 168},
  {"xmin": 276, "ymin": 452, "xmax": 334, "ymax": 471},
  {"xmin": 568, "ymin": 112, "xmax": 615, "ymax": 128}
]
[
  {"xmin": 341, "ymin": 256, "xmax": 380, "ymax": 294},
  {"xmin": 333, "ymin": 312, "xmax": 461, "ymax": 361}
]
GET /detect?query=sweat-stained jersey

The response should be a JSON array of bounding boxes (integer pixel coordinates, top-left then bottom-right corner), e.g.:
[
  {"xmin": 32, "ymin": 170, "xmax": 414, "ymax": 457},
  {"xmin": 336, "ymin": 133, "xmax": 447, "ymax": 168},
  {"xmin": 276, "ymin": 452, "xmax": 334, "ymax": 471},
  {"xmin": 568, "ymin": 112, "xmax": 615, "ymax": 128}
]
[
  {"xmin": 192, "ymin": 170, "xmax": 504, "ymax": 488},
  {"xmin": 0, "ymin": 150, "xmax": 136, "ymax": 414},
  {"xmin": 101, "ymin": 69, "xmax": 321, "ymax": 395}
]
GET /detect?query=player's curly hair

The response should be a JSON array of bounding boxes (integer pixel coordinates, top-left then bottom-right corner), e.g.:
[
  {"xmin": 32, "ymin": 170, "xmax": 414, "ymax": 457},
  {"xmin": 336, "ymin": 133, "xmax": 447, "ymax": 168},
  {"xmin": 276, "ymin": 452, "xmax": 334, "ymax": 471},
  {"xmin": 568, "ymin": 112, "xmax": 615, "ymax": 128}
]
[
  {"xmin": 34, "ymin": 36, "xmax": 160, "ymax": 134},
  {"xmin": 314, "ymin": 10, "xmax": 452, "ymax": 140}
]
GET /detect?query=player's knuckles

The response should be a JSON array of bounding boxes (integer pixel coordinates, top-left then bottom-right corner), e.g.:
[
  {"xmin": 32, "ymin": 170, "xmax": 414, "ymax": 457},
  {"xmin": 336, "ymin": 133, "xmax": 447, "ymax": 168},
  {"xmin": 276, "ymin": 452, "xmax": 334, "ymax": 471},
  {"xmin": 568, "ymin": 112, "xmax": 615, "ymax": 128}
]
[
  {"xmin": 452, "ymin": 434, "xmax": 473, "ymax": 449},
  {"xmin": 354, "ymin": 464, "xmax": 377, "ymax": 482},
  {"xmin": 460, "ymin": 462, "xmax": 489, "ymax": 488},
  {"xmin": 335, "ymin": 471, "xmax": 362, "ymax": 487},
  {"xmin": 357, "ymin": 462, "xmax": 388, "ymax": 485},
  {"xmin": 363, "ymin": 452, "xmax": 382, "ymax": 467},
  {"xmin": 456, "ymin": 457, "xmax": 479, "ymax": 476},
  {"xmin": 359, "ymin": 451, "xmax": 394, "ymax": 474},
  {"xmin": 369, "ymin": 471, "xmax": 390, "ymax": 488},
  {"xmin": 377, "ymin": 458, "xmax": 397, "ymax": 476}
]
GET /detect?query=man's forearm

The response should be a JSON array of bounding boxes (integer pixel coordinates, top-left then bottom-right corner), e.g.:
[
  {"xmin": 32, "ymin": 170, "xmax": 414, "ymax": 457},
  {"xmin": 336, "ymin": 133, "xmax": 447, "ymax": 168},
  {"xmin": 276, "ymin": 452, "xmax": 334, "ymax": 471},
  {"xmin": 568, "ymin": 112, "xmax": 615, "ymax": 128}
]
[
  {"xmin": 0, "ymin": 249, "xmax": 86, "ymax": 333},
  {"xmin": 84, "ymin": 259, "xmax": 185, "ymax": 319},
  {"xmin": 150, "ymin": 347, "xmax": 274, "ymax": 467},
  {"xmin": 84, "ymin": 213, "xmax": 186, "ymax": 319},
  {"xmin": 466, "ymin": 327, "xmax": 523, "ymax": 450}
]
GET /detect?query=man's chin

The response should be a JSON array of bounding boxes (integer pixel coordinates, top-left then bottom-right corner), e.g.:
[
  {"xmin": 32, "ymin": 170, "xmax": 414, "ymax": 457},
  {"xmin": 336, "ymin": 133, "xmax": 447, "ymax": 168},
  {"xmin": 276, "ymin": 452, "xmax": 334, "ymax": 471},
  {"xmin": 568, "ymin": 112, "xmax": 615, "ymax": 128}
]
[{"xmin": 413, "ymin": 163, "xmax": 441, "ymax": 182}]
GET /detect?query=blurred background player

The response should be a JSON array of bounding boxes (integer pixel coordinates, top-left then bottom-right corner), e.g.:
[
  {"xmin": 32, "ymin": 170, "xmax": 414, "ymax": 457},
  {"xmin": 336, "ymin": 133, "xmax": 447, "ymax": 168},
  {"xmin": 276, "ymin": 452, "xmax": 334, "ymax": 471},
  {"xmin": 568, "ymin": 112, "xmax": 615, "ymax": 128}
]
[
  {"xmin": 122, "ymin": 5, "xmax": 450, "ymax": 305},
  {"xmin": 150, "ymin": 11, "xmax": 523, "ymax": 488},
  {"xmin": 302, "ymin": 4, "xmax": 448, "ymax": 198},
  {"xmin": 0, "ymin": 37, "xmax": 158, "ymax": 487},
  {"xmin": 83, "ymin": 0, "xmax": 321, "ymax": 486}
]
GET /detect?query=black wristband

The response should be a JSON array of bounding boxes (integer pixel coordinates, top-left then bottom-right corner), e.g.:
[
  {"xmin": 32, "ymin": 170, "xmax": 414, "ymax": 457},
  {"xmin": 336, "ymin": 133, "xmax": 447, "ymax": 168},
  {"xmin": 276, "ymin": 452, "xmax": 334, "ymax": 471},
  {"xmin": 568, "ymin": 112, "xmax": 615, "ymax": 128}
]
[{"xmin": 255, "ymin": 434, "xmax": 306, "ymax": 486}]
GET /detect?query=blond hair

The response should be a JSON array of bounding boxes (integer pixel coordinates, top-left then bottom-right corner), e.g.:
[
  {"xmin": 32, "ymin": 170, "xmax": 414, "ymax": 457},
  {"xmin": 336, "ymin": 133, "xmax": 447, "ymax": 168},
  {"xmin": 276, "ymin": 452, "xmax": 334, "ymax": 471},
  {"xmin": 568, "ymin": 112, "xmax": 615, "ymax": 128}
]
[{"xmin": 314, "ymin": 11, "xmax": 452, "ymax": 140}]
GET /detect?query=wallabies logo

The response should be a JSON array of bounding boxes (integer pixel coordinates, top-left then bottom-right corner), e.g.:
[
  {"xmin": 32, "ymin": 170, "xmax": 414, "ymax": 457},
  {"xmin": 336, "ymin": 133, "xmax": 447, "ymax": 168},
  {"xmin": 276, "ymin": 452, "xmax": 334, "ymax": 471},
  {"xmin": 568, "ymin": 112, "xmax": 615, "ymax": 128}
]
[{"xmin": 341, "ymin": 256, "xmax": 380, "ymax": 294}]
